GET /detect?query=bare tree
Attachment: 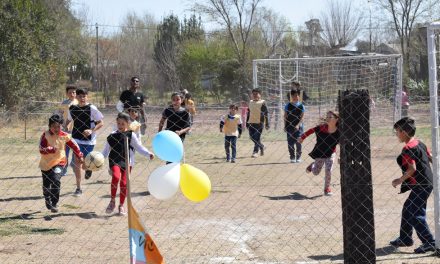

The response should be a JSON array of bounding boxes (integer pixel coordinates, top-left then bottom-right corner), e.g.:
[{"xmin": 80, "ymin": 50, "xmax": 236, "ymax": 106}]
[
  {"xmin": 375, "ymin": 0, "xmax": 437, "ymax": 74},
  {"xmin": 320, "ymin": 0, "xmax": 363, "ymax": 49},
  {"xmin": 253, "ymin": 7, "xmax": 291, "ymax": 57},
  {"xmin": 193, "ymin": 0, "xmax": 262, "ymax": 85}
]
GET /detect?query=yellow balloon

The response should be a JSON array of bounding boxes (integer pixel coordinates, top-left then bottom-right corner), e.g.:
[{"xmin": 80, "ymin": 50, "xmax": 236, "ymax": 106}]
[{"xmin": 180, "ymin": 164, "xmax": 211, "ymax": 202}]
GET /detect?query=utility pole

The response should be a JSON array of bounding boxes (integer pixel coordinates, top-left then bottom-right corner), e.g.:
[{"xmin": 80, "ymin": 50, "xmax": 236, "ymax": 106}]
[
  {"xmin": 95, "ymin": 23, "xmax": 100, "ymax": 92},
  {"xmin": 368, "ymin": 0, "xmax": 372, "ymax": 53}
]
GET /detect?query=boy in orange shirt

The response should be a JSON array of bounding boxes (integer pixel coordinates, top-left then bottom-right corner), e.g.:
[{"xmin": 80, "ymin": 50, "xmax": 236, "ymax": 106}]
[{"xmin": 39, "ymin": 114, "xmax": 83, "ymax": 212}]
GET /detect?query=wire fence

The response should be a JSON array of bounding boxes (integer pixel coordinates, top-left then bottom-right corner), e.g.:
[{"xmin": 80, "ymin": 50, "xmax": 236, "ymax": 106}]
[{"xmin": 0, "ymin": 96, "xmax": 438, "ymax": 263}]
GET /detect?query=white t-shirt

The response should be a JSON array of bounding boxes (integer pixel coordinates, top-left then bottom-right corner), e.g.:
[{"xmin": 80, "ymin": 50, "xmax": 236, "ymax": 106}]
[{"xmin": 67, "ymin": 104, "xmax": 104, "ymax": 145}]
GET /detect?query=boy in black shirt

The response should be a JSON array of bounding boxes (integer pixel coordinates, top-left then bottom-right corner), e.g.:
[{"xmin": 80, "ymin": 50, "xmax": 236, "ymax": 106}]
[
  {"xmin": 158, "ymin": 92, "xmax": 191, "ymax": 141},
  {"xmin": 389, "ymin": 117, "xmax": 436, "ymax": 253}
]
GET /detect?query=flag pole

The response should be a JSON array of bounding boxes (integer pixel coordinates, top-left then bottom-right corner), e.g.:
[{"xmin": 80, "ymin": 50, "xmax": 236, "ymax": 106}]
[{"xmin": 124, "ymin": 133, "xmax": 133, "ymax": 209}]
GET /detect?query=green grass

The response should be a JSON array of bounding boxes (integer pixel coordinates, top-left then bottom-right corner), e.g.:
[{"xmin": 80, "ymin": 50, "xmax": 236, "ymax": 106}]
[{"xmin": 0, "ymin": 219, "xmax": 65, "ymax": 236}]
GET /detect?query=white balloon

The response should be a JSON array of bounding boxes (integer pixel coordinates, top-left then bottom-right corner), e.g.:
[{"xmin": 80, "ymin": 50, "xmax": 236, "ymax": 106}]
[{"xmin": 147, "ymin": 163, "xmax": 181, "ymax": 200}]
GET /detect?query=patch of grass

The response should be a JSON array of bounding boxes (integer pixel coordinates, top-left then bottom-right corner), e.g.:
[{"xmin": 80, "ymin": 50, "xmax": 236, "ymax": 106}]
[
  {"xmin": 62, "ymin": 204, "xmax": 81, "ymax": 210},
  {"xmin": 370, "ymin": 126, "xmax": 431, "ymax": 138},
  {"xmin": 0, "ymin": 219, "xmax": 64, "ymax": 236}
]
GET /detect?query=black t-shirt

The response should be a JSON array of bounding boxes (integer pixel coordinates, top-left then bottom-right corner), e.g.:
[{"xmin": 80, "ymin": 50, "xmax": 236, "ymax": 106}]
[
  {"xmin": 397, "ymin": 139, "xmax": 433, "ymax": 193},
  {"xmin": 120, "ymin": 90, "xmax": 145, "ymax": 110},
  {"xmin": 162, "ymin": 106, "xmax": 190, "ymax": 139},
  {"xmin": 304, "ymin": 124, "xmax": 340, "ymax": 159}
]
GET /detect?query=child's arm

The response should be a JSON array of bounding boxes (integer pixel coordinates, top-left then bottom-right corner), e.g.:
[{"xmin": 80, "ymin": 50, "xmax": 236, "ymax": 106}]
[
  {"xmin": 261, "ymin": 102, "xmax": 270, "ymax": 129},
  {"xmin": 39, "ymin": 133, "xmax": 56, "ymax": 154},
  {"xmin": 158, "ymin": 117, "xmax": 166, "ymax": 132},
  {"xmin": 130, "ymin": 133, "xmax": 154, "ymax": 160},
  {"xmin": 298, "ymin": 126, "xmax": 317, "ymax": 144},
  {"xmin": 219, "ymin": 116, "xmax": 225, "ymax": 132},
  {"xmin": 66, "ymin": 137, "xmax": 84, "ymax": 162},
  {"xmin": 237, "ymin": 116, "xmax": 243, "ymax": 137},
  {"xmin": 176, "ymin": 112, "xmax": 191, "ymax": 136},
  {"xmin": 392, "ymin": 162, "xmax": 416, "ymax": 188},
  {"xmin": 102, "ymin": 141, "xmax": 110, "ymax": 159}
]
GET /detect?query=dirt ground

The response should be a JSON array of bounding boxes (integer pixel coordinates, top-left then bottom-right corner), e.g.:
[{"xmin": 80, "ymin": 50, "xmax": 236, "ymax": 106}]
[{"xmin": 1, "ymin": 105, "xmax": 439, "ymax": 263}]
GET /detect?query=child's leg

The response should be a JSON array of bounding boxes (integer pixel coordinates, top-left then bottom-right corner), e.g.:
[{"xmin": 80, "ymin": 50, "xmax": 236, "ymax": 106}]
[
  {"xmin": 410, "ymin": 187, "xmax": 435, "ymax": 244},
  {"xmin": 286, "ymin": 131, "xmax": 296, "ymax": 160},
  {"xmin": 224, "ymin": 137, "xmax": 231, "ymax": 160},
  {"xmin": 255, "ymin": 125, "xmax": 264, "ymax": 152},
  {"xmin": 231, "ymin": 136, "xmax": 237, "ymax": 160},
  {"xmin": 293, "ymin": 129, "xmax": 302, "ymax": 160},
  {"xmin": 111, "ymin": 165, "xmax": 122, "ymax": 200},
  {"xmin": 311, "ymin": 159, "xmax": 325, "ymax": 175},
  {"xmin": 323, "ymin": 155, "xmax": 335, "ymax": 189},
  {"xmin": 119, "ymin": 167, "xmax": 130, "ymax": 205},
  {"xmin": 41, "ymin": 170, "xmax": 53, "ymax": 209},
  {"xmin": 248, "ymin": 125, "xmax": 259, "ymax": 153},
  {"xmin": 50, "ymin": 166, "xmax": 62, "ymax": 207}
]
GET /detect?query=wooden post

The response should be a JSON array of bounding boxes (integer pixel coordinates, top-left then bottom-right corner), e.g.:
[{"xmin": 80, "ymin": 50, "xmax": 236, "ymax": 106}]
[{"xmin": 339, "ymin": 89, "xmax": 376, "ymax": 263}]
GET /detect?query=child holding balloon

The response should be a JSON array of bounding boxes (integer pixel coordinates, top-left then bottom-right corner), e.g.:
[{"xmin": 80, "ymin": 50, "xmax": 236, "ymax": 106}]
[
  {"xmin": 220, "ymin": 104, "xmax": 243, "ymax": 163},
  {"xmin": 102, "ymin": 112, "xmax": 154, "ymax": 216}
]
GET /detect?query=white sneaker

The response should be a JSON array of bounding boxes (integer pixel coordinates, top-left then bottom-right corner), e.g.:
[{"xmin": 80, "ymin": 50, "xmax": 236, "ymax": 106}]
[
  {"xmin": 296, "ymin": 159, "xmax": 302, "ymax": 163},
  {"xmin": 251, "ymin": 153, "xmax": 258, "ymax": 158},
  {"xmin": 290, "ymin": 159, "xmax": 296, "ymax": 163}
]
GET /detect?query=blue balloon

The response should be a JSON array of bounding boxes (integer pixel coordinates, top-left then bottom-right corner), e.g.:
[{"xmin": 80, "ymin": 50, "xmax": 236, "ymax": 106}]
[{"xmin": 152, "ymin": 130, "xmax": 184, "ymax": 162}]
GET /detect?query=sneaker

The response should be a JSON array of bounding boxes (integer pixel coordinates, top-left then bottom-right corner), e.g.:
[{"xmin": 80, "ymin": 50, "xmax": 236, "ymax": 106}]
[
  {"xmin": 324, "ymin": 188, "xmax": 333, "ymax": 196},
  {"xmin": 73, "ymin": 188, "xmax": 82, "ymax": 197},
  {"xmin": 251, "ymin": 152, "xmax": 258, "ymax": 158},
  {"xmin": 260, "ymin": 147, "xmax": 265, "ymax": 156},
  {"xmin": 226, "ymin": 158, "xmax": 230, "ymax": 162},
  {"xmin": 296, "ymin": 159, "xmax": 302, "ymax": 163},
  {"xmin": 389, "ymin": 237, "xmax": 414, "ymax": 247},
  {"xmin": 306, "ymin": 163, "xmax": 313, "ymax": 173},
  {"xmin": 414, "ymin": 242, "xmax": 436, "ymax": 253},
  {"xmin": 85, "ymin": 170, "xmax": 93, "ymax": 180},
  {"xmin": 231, "ymin": 159, "xmax": 236, "ymax": 163},
  {"xmin": 106, "ymin": 201, "xmax": 116, "ymax": 214},
  {"xmin": 290, "ymin": 159, "xmax": 296, "ymax": 163},
  {"xmin": 50, "ymin": 205, "xmax": 59, "ymax": 213},
  {"xmin": 118, "ymin": 205, "xmax": 127, "ymax": 216}
]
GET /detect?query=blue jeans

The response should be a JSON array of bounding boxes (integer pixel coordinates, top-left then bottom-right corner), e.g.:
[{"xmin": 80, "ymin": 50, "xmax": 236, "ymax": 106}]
[
  {"xmin": 399, "ymin": 186, "xmax": 434, "ymax": 244},
  {"xmin": 248, "ymin": 124, "xmax": 264, "ymax": 154},
  {"xmin": 225, "ymin": 136, "xmax": 237, "ymax": 160}
]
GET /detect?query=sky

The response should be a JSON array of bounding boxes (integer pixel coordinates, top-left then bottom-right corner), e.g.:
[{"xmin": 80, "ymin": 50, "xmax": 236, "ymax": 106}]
[{"xmin": 70, "ymin": 0, "xmax": 373, "ymax": 34}]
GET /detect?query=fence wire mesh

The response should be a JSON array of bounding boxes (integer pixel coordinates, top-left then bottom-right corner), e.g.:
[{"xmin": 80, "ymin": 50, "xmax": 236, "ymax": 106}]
[{"xmin": 0, "ymin": 91, "xmax": 438, "ymax": 263}]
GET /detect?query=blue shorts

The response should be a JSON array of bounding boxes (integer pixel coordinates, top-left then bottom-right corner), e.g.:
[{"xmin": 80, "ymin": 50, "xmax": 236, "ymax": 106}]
[{"xmin": 79, "ymin": 144, "xmax": 94, "ymax": 157}]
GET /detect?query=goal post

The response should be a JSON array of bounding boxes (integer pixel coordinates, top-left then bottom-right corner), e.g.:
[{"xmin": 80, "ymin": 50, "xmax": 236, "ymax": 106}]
[
  {"xmin": 427, "ymin": 21, "xmax": 440, "ymax": 251},
  {"xmin": 253, "ymin": 54, "xmax": 403, "ymax": 130}
]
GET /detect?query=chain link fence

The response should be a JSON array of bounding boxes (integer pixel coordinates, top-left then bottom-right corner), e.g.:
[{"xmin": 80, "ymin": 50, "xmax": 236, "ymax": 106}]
[{"xmin": 0, "ymin": 94, "xmax": 438, "ymax": 263}]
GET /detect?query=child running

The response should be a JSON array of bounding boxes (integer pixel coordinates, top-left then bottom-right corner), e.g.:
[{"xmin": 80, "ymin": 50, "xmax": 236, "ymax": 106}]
[
  {"xmin": 158, "ymin": 92, "xmax": 191, "ymax": 142},
  {"xmin": 102, "ymin": 112, "xmax": 155, "ymax": 216},
  {"xmin": 220, "ymin": 104, "xmax": 243, "ymax": 163},
  {"xmin": 67, "ymin": 88, "xmax": 104, "ymax": 196},
  {"xmin": 298, "ymin": 110, "xmax": 340, "ymax": 196},
  {"xmin": 247, "ymin": 88, "xmax": 270, "ymax": 157},
  {"xmin": 39, "ymin": 114, "xmax": 83, "ymax": 212},
  {"xmin": 389, "ymin": 117, "xmax": 436, "ymax": 253},
  {"xmin": 284, "ymin": 88, "xmax": 305, "ymax": 163}
]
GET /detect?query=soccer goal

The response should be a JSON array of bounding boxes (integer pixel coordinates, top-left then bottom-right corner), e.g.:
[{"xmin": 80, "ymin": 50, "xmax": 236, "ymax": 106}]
[
  {"xmin": 253, "ymin": 54, "xmax": 403, "ymax": 130},
  {"xmin": 427, "ymin": 21, "xmax": 440, "ymax": 251}
]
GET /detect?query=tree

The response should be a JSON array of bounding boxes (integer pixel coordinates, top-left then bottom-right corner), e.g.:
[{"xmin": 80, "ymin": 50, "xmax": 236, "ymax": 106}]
[
  {"xmin": 253, "ymin": 7, "xmax": 292, "ymax": 57},
  {"xmin": 193, "ymin": 0, "xmax": 262, "ymax": 87},
  {"xmin": 154, "ymin": 15, "xmax": 182, "ymax": 92},
  {"xmin": 375, "ymin": 0, "xmax": 437, "ymax": 75},
  {"xmin": 320, "ymin": 0, "xmax": 363, "ymax": 50}
]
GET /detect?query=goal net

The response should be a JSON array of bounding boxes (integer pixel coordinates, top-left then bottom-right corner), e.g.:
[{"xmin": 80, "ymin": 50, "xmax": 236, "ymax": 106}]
[
  {"xmin": 427, "ymin": 21, "xmax": 440, "ymax": 249},
  {"xmin": 253, "ymin": 54, "xmax": 403, "ymax": 130}
]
